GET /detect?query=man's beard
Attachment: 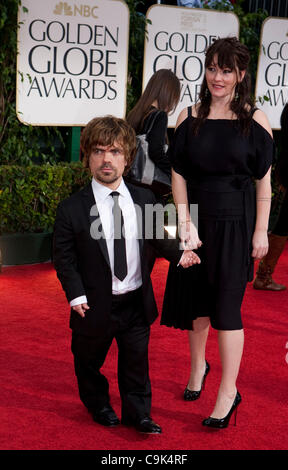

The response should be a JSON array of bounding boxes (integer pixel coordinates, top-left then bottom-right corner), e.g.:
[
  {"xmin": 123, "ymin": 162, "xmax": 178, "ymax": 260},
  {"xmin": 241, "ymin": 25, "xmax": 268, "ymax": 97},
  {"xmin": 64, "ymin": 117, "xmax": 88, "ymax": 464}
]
[{"xmin": 94, "ymin": 165, "xmax": 119, "ymax": 185}]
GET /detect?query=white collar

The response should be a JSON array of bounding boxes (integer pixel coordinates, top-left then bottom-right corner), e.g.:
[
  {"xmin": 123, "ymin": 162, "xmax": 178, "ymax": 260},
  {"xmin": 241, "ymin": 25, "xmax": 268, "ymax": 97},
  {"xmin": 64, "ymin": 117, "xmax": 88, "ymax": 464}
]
[{"xmin": 92, "ymin": 177, "xmax": 129, "ymax": 202}]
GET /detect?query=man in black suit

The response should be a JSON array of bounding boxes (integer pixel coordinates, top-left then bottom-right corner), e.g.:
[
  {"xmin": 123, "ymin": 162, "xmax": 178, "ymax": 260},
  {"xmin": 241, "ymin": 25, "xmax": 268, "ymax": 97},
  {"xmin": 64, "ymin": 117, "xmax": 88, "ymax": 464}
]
[{"xmin": 53, "ymin": 116, "xmax": 199, "ymax": 434}]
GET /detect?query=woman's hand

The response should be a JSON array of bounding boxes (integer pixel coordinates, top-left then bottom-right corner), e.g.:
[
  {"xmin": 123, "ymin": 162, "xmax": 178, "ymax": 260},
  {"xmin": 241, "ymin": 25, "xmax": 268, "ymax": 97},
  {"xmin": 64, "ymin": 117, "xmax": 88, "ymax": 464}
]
[
  {"xmin": 252, "ymin": 229, "xmax": 269, "ymax": 259},
  {"xmin": 179, "ymin": 220, "xmax": 203, "ymax": 251}
]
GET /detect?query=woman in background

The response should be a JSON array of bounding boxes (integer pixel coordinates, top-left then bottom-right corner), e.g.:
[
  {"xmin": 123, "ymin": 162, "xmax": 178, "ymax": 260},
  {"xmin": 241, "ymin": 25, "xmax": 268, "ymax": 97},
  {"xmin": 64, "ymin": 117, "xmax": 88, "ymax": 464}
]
[{"xmin": 126, "ymin": 69, "xmax": 180, "ymax": 199}]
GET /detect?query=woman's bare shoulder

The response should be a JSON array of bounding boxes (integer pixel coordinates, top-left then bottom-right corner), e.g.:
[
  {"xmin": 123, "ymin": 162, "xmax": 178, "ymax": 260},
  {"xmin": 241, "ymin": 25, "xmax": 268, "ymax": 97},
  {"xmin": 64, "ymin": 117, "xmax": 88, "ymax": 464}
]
[{"xmin": 252, "ymin": 109, "xmax": 273, "ymax": 137}]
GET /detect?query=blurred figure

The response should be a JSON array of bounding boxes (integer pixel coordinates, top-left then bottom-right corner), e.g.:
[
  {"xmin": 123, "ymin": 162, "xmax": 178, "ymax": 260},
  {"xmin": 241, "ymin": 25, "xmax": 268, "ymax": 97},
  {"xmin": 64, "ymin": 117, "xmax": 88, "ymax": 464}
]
[
  {"xmin": 177, "ymin": 0, "xmax": 233, "ymax": 8},
  {"xmin": 177, "ymin": 0, "xmax": 203, "ymax": 7},
  {"xmin": 253, "ymin": 104, "xmax": 288, "ymax": 291}
]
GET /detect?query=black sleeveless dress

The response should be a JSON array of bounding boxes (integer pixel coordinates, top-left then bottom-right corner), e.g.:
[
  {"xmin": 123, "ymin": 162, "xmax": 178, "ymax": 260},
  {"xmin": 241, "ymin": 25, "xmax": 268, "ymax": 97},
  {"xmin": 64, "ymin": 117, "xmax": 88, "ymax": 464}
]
[{"xmin": 161, "ymin": 112, "xmax": 274, "ymax": 331}]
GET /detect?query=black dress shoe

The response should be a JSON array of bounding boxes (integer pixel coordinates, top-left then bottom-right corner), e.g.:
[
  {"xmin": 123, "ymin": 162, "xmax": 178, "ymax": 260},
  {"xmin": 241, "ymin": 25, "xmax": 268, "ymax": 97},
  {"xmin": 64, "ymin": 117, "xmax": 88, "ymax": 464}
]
[
  {"xmin": 136, "ymin": 417, "xmax": 162, "ymax": 434},
  {"xmin": 122, "ymin": 416, "xmax": 162, "ymax": 434},
  {"xmin": 184, "ymin": 360, "xmax": 210, "ymax": 401},
  {"xmin": 92, "ymin": 405, "xmax": 120, "ymax": 427}
]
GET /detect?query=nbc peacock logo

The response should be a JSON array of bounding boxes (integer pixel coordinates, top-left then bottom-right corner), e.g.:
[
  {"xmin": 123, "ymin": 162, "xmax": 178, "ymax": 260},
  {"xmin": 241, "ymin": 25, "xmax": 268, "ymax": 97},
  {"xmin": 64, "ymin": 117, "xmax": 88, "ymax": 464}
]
[
  {"xmin": 54, "ymin": 2, "xmax": 72, "ymax": 15},
  {"xmin": 53, "ymin": 2, "xmax": 98, "ymax": 18}
]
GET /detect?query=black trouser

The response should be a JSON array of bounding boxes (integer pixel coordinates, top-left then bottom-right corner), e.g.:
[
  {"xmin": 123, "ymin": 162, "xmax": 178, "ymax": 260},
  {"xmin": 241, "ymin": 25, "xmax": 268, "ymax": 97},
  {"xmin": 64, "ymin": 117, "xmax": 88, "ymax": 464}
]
[{"xmin": 71, "ymin": 288, "xmax": 151, "ymax": 422}]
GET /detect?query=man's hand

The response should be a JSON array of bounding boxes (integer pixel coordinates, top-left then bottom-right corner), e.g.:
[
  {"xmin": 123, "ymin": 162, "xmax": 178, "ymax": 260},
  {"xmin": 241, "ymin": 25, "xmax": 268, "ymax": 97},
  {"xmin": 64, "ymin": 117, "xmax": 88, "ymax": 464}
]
[
  {"xmin": 179, "ymin": 250, "xmax": 201, "ymax": 268},
  {"xmin": 72, "ymin": 303, "xmax": 90, "ymax": 318}
]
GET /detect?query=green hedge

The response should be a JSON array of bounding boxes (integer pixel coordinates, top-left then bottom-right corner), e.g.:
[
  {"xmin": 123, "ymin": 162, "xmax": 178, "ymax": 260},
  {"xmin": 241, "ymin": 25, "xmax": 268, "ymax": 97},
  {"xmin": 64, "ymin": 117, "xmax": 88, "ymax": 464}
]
[{"xmin": 0, "ymin": 163, "xmax": 90, "ymax": 234}]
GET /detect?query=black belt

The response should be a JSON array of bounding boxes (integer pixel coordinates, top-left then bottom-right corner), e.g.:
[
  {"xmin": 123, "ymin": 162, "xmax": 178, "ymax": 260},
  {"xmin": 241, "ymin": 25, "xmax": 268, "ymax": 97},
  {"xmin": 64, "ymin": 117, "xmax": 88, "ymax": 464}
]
[{"xmin": 112, "ymin": 286, "xmax": 142, "ymax": 303}]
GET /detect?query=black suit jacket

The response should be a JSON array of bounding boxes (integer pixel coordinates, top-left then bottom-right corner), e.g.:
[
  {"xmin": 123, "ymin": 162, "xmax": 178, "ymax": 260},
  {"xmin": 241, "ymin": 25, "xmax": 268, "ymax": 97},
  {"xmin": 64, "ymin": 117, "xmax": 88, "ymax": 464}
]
[{"xmin": 53, "ymin": 181, "xmax": 182, "ymax": 336}]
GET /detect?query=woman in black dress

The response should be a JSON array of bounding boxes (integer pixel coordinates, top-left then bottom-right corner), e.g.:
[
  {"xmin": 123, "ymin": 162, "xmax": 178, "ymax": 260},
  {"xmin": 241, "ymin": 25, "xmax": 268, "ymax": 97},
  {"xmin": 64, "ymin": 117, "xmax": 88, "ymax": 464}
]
[
  {"xmin": 161, "ymin": 37, "xmax": 274, "ymax": 428},
  {"xmin": 126, "ymin": 69, "xmax": 180, "ymax": 199}
]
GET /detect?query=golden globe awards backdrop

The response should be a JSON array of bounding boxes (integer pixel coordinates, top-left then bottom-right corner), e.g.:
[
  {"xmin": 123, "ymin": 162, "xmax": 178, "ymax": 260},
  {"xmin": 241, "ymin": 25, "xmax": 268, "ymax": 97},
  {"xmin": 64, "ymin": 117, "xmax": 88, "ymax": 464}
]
[
  {"xmin": 143, "ymin": 5, "xmax": 239, "ymax": 127},
  {"xmin": 255, "ymin": 17, "xmax": 288, "ymax": 130},
  {"xmin": 16, "ymin": 0, "xmax": 129, "ymax": 126}
]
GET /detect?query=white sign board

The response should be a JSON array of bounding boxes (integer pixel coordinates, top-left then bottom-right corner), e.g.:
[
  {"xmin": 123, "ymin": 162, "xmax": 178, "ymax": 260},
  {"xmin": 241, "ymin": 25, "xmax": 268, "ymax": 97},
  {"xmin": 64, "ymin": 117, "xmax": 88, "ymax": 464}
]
[
  {"xmin": 143, "ymin": 5, "xmax": 239, "ymax": 127},
  {"xmin": 17, "ymin": 0, "xmax": 129, "ymax": 126},
  {"xmin": 255, "ymin": 17, "xmax": 288, "ymax": 130}
]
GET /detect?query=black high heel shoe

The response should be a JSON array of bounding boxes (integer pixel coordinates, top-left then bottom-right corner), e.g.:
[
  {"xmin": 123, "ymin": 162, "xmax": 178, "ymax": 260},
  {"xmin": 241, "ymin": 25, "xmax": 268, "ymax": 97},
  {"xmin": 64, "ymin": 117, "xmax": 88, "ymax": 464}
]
[
  {"xmin": 202, "ymin": 390, "xmax": 242, "ymax": 429},
  {"xmin": 183, "ymin": 361, "xmax": 210, "ymax": 401}
]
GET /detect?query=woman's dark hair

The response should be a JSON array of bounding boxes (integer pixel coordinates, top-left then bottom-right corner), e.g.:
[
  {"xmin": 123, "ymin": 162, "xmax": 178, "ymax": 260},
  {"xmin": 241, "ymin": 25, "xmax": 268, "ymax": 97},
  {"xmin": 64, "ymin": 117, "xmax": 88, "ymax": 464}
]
[
  {"xmin": 126, "ymin": 69, "xmax": 181, "ymax": 133},
  {"xmin": 280, "ymin": 102, "xmax": 288, "ymax": 135},
  {"xmin": 193, "ymin": 37, "xmax": 254, "ymax": 134},
  {"xmin": 275, "ymin": 103, "xmax": 288, "ymax": 188}
]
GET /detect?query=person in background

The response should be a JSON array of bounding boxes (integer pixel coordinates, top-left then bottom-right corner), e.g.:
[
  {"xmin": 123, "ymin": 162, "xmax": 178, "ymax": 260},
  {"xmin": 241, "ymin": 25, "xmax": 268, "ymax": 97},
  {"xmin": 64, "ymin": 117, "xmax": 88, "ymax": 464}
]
[
  {"xmin": 253, "ymin": 103, "xmax": 288, "ymax": 291},
  {"xmin": 126, "ymin": 69, "xmax": 180, "ymax": 199},
  {"xmin": 53, "ymin": 116, "xmax": 199, "ymax": 435},
  {"xmin": 177, "ymin": 0, "xmax": 233, "ymax": 9},
  {"xmin": 177, "ymin": 0, "xmax": 203, "ymax": 7},
  {"xmin": 161, "ymin": 37, "xmax": 274, "ymax": 429}
]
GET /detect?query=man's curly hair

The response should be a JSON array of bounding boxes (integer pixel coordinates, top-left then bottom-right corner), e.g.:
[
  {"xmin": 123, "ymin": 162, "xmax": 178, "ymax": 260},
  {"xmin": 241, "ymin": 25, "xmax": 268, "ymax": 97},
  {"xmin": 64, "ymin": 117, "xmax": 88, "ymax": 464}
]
[{"xmin": 81, "ymin": 115, "xmax": 137, "ymax": 174}]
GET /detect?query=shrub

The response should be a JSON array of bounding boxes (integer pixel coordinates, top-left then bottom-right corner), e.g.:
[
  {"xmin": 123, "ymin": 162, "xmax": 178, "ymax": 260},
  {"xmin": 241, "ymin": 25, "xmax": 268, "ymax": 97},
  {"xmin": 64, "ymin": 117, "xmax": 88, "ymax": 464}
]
[{"xmin": 0, "ymin": 163, "xmax": 90, "ymax": 233}]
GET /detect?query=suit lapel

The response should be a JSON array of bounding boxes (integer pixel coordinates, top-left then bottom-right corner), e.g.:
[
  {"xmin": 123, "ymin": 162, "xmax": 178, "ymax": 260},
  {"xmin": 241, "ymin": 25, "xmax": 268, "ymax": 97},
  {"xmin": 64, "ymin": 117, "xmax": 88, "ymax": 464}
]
[{"xmin": 81, "ymin": 183, "xmax": 110, "ymax": 268}]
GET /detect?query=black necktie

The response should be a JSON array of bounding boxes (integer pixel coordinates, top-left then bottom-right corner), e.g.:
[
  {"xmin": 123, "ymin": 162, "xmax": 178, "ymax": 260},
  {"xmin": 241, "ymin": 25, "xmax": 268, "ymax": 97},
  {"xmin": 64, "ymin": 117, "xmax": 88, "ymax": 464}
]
[{"xmin": 110, "ymin": 191, "xmax": 128, "ymax": 281}]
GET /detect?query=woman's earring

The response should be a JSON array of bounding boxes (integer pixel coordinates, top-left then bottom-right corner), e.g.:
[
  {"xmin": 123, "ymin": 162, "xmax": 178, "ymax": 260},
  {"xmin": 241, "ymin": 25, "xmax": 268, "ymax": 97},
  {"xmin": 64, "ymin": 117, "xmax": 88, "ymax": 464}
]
[
  {"xmin": 205, "ymin": 88, "xmax": 210, "ymax": 98},
  {"xmin": 234, "ymin": 87, "xmax": 239, "ymax": 101}
]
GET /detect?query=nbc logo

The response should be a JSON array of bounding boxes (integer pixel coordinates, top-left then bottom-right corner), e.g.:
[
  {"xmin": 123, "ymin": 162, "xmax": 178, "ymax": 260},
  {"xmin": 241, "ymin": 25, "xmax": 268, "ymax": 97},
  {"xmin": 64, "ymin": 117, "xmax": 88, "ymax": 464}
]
[
  {"xmin": 54, "ymin": 2, "xmax": 72, "ymax": 15},
  {"xmin": 53, "ymin": 2, "xmax": 98, "ymax": 18}
]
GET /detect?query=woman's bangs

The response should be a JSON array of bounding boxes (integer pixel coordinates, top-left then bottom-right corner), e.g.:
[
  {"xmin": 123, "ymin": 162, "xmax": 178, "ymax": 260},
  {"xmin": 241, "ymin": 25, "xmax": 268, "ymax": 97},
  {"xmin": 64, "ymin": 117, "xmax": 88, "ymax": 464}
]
[
  {"xmin": 206, "ymin": 45, "xmax": 236, "ymax": 70},
  {"xmin": 217, "ymin": 48, "xmax": 236, "ymax": 70}
]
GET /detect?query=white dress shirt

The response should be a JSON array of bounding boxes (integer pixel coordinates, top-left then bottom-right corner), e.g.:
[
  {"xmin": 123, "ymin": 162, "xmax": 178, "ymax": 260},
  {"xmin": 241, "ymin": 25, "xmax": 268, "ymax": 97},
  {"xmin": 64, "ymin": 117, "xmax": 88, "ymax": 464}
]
[{"xmin": 70, "ymin": 178, "xmax": 142, "ymax": 306}]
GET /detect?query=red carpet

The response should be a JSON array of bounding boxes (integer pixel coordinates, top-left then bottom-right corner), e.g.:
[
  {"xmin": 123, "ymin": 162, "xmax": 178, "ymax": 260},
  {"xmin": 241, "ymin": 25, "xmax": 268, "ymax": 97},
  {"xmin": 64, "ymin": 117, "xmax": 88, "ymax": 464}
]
[{"xmin": 0, "ymin": 247, "xmax": 288, "ymax": 451}]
